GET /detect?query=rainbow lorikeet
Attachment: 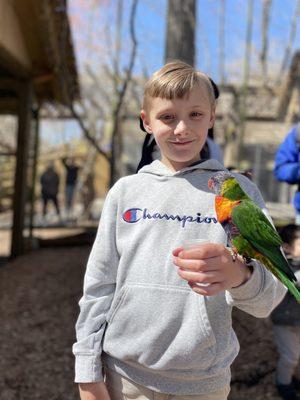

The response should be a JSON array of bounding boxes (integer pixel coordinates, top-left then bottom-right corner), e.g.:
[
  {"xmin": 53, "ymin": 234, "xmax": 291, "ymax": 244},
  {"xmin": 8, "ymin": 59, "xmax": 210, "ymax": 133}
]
[{"xmin": 208, "ymin": 171, "xmax": 300, "ymax": 303}]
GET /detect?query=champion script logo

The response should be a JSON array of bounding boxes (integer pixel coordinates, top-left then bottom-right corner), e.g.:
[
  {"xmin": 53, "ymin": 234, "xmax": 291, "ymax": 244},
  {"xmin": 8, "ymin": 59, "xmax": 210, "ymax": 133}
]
[{"xmin": 122, "ymin": 208, "xmax": 217, "ymax": 228}]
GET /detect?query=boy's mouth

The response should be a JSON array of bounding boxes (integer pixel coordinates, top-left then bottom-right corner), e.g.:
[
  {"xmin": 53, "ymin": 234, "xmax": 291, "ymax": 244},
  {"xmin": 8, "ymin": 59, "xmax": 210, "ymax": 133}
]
[{"xmin": 169, "ymin": 140, "xmax": 194, "ymax": 146}]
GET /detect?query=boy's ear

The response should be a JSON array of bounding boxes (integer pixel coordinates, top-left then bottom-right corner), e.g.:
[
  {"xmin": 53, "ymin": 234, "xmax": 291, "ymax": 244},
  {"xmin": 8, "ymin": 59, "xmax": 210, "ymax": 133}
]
[
  {"xmin": 209, "ymin": 106, "xmax": 216, "ymax": 129},
  {"xmin": 140, "ymin": 110, "xmax": 153, "ymax": 134},
  {"xmin": 283, "ymin": 243, "xmax": 292, "ymax": 255}
]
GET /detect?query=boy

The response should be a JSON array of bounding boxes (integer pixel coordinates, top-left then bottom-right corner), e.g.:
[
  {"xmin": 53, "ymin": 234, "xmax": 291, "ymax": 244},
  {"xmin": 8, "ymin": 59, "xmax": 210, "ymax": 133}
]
[
  {"xmin": 271, "ymin": 224, "xmax": 300, "ymax": 400},
  {"xmin": 73, "ymin": 61, "xmax": 286, "ymax": 400}
]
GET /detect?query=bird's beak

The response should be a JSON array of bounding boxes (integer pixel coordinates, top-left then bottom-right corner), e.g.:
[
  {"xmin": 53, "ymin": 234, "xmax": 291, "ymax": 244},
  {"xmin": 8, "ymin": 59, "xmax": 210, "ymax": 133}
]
[{"xmin": 208, "ymin": 178, "xmax": 214, "ymax": 191}]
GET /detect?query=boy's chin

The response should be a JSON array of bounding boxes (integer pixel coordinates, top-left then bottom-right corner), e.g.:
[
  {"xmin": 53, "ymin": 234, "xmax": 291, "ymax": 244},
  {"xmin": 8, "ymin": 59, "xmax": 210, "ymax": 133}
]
[
  {"xmin": 174, "ymin": 154, "xmax": 201, "ymax": 164},
  {"xmin": 163, "ymin": 155, "xmax": 201, "ymax": 170}
]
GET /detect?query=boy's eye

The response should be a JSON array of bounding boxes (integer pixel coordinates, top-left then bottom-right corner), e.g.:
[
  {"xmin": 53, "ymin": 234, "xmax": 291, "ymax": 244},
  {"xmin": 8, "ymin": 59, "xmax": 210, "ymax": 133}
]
[
  {"xmin": 160, "ymin": 114, "xmax": 175, "ymax": 121},
  {"xmin": 191, "ymin": 111, "xmax": 202, "ymax": 117}
]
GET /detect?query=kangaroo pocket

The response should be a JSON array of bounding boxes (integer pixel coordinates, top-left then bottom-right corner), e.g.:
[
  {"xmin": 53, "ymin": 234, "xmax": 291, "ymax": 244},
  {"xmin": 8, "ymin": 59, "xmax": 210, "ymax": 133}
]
[{"xmin": 103, "ymin": 283, "xmax": 217, "ymax": 372}]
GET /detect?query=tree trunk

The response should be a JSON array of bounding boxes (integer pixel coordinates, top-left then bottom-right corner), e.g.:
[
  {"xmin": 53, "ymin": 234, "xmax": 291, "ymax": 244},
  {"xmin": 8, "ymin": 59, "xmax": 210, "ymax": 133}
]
[
  {"xmin": 277, "ymin": 0, "xmax": 300, "ymax": 84},
  {"xmin": 260, "ymin": 0, "xmax": 272, "ymax": 86},
  {"xmin": 218, "ymin": 0, "xmax": 226, "ymax": 84},
  {"xmin": 165, "ymin": 0, "xmax": 196, "ymax": 66},
  {"xmin": 237, "ymin": 0, "xmax": 253, "ymax": 168},
  {"xmin": 109, "ymin": 0, "xmax": 138, "ymax": 186}
]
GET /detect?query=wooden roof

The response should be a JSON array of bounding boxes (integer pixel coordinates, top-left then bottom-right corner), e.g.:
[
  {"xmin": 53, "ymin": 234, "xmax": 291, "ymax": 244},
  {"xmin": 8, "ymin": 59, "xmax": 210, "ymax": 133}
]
[{"xmin": 0, "ymin": 0, "xmax": 79, "ymax": 113}]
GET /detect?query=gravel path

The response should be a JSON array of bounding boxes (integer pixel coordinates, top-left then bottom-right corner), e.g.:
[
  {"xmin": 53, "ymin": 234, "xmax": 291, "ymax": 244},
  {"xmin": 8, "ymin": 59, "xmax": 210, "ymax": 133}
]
[
  {"xmin": 0, "ymin": 245, "xmax": 294, "ymax": 399},
  {"xmin": 0, "ymin": 247, "xmax": 88, "ymax": 400}
]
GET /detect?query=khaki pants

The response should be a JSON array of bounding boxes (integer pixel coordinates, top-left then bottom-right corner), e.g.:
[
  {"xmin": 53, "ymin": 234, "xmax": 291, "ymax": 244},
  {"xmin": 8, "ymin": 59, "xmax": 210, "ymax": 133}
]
[{"xmin": 105, "ymin": 367, "xmax": 230, "ymax": 400}]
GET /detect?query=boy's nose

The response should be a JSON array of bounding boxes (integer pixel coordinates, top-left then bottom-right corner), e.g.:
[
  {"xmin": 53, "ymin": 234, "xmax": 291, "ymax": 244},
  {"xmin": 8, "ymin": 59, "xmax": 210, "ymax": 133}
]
[{"xmin": 174, "ymin": 120, "xmax": 189, "ymax": 136}]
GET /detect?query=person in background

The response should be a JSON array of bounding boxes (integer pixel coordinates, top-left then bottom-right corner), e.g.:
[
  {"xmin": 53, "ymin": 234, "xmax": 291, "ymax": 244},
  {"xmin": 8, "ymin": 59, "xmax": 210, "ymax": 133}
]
[
  {"xmin": 271, "ymin": 224, "xmax": 300, "ymax": 400},
  {"xmin": 61, "ymin": 157, "xmax": 80, "ymax": 217},
  {"xmin": 274, "ymin": 126, "xmax": 300, "ymax": 225},
  {"xmin": 40, "ymin": 163, "xmax": 61, "ymax": 219}
]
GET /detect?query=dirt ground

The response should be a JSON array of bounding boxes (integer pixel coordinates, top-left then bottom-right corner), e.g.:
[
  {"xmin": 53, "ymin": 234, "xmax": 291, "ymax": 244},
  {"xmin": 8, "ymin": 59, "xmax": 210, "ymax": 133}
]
[{"xmin": 0, "ymin": 245, "xmax": 297, "ymax": 400}]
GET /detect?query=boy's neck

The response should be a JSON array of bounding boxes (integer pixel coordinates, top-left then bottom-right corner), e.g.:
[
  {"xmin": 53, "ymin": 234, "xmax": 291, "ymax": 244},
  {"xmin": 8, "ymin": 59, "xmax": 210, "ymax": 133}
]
[{"xmin": 160, "ymin": 157, "xmax": 206, "ymax": 172}]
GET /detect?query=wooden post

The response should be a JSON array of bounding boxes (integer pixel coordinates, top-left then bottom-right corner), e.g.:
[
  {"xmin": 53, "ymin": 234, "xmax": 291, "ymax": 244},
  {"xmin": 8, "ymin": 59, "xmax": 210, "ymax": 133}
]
[
  {"xmin": 11, "ymin": 79, "xmax": 33, "ymax": 258},
  {"xmin": 29, "ymin": 107, "xmax": 40, "ymax": 240}
]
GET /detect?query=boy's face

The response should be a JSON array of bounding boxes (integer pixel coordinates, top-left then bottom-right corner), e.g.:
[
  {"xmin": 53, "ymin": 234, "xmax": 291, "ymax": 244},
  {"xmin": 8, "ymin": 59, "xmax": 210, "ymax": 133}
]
[
  {"xmin": 289, "ymin": 237, "xmax": 300, "ymax": 258},
  {"xmin": 141, "ymin": 85, "xmax": 215, "ymax": 172},
  {"xmin": 283, "ymin": 237, "xmax": 300, "ymax": 258}
]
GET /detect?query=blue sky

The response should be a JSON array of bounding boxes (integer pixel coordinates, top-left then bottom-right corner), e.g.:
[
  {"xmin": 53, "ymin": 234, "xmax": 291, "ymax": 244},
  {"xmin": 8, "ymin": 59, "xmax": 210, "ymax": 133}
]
[
  {"xmin": 69, "ymin": 0, "xmax": 300, "ymax": 81},
  {"xmin": 42, "ymin": 0, "xmax": 300, "ymax": 145},
  {"xmin": 134, "ymin": 0, "xmax": 300, "ymax": 81}
]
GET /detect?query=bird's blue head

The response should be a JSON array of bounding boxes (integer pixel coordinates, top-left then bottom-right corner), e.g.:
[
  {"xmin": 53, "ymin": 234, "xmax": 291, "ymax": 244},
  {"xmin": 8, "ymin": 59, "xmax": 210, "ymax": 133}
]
[{"xmin": 208, "ymin": 171, "xmax": 247, "ymax": 200}]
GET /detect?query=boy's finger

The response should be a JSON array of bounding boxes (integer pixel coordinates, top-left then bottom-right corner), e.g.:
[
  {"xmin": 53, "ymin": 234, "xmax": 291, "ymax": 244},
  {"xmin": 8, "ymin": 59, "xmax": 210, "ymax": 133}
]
[
  {"xmin": 188, "ymin": 281, "xmax": 223, "ymax": 296},
  {"xmin": 177, "ymin": 243, "xmax": 225, "ymax": 260},
  {"xmin": 172, "ymin": 247, "xmax": 184, "ymax": 257},
  {"xmin": 173, "ymin": 256, "xmax": 220, "ymax": 271},
  {"xmin": 177, "ymin": 269, "xmax": 221, "ymax": 283}
]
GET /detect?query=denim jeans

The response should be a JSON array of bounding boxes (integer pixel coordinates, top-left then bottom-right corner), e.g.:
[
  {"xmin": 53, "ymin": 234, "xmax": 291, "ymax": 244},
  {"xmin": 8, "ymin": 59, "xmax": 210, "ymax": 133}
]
[{"xmin": 273, "ymin": 325, "xmax": 300, "ymax": 385}]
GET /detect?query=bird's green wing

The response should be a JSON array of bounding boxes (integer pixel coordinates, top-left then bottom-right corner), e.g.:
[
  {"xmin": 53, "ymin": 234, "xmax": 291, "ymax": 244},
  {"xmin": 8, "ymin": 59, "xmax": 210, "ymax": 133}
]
[
  {"xmin": 231, "ymin": 200, "xmax": 282, "ymax": 246},
  {"xmin": 231, "ymin": 200, "xmax": 295, "ymax": 281}
]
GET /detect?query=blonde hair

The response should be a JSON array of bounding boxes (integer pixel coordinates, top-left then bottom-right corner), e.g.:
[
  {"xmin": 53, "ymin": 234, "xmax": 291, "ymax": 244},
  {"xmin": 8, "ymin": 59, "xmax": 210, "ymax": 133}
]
[{"xmin": 142, "ymin": 60, "xmax": 216, "ymax": 110}]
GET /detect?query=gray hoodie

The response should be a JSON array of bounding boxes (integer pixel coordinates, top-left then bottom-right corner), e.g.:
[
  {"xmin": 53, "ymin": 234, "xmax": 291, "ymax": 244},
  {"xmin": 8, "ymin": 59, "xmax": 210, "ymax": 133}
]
[{"xmin": 73, "ymin": 159, "xmax": 286, "ymax": 395}]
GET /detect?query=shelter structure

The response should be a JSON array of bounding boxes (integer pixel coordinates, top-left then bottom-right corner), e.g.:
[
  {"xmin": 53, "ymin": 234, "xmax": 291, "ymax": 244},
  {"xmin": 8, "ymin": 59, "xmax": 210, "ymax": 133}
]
[
  {"xmin": 0, "ymin": 0, "xmax": 79, "ymax": 257},
  {"xmin": 214, "ymin": 51, "xmax": 300, "ymax": 207}
]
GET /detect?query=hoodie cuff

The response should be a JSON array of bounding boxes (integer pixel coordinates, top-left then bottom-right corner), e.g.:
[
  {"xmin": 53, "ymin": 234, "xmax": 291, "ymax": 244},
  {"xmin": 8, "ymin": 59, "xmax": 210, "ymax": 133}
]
[
  {"xmin": 74, "ymin": 354, "xmax": 103, "ymax": 383},
  {"xmin": 227, "ymin": 260, "xmax": 263, "ymax": 301}
]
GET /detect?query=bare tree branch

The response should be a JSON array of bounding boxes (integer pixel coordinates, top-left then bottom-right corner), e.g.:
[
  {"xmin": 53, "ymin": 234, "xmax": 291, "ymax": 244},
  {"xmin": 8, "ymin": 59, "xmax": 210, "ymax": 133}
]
[
  {"xmin": 219, "ymin": 0, "xmax": 226, "ymax": 84},
  {"xmin": 237, "ymin": 0, "xmax": 253, "ymax": 167},
  {"xmin": 70, "ymin": 103, "xmax": 109, "ymax": 161},
  {"xmin": 115, "ymin": 1, "xmax": 138, "ymax": 112},
  {"xmin": 277, "ymin": 0, "xmax": 300, "ymax": 83},
  {"xmin": 260, "ymin": 0, "xmax": 272, "ymax": 85},
  {"xmin": 84, "ymin": 64, "xmax": 112, "ymax": 105},
  {"xmin": 109, "ymin": 0, "xmax": 139, "ymax": 185},
  {"xmin": 0, "ymin": 151, "xmax": 15, "ymax": 156},
  {"xmin": 113, "ymin": 0, "xmax": 123, "ymax": 88}
]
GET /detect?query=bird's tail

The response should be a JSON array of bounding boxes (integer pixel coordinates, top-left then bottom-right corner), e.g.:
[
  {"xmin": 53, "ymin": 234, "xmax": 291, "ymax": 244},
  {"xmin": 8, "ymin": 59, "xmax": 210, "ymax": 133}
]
[
  {"xmin": 274, "ymin": 267, "xmax": 300, "ymax": 304},
  {"xmin": 257, "ymin": 255, "xmax": 300, "ymax": 303}
]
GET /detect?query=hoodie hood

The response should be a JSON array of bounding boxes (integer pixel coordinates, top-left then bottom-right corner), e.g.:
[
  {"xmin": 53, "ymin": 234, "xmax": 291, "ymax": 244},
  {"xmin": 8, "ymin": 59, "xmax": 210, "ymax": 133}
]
[{"xmin": 138, "ymin": 159, "xmax": 226, "ymax": 177}]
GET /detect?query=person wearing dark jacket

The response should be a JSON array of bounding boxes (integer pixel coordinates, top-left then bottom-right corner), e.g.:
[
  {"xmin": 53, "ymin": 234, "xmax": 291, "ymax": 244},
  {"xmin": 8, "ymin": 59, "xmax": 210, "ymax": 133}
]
[
  {"xmin": 62, "ymin": 157, "xmax": 80, "ymax": 215},
  {"xmin": 274, "ymin": 126, "xmax": 300, "ymax": 225},
  {"xmin": 40, "ymin": 164, "xmax": 61, "ymax": 217},
  {"xmin": 271, "ymin": 224, "xmax": 300, "ymax": 400}
]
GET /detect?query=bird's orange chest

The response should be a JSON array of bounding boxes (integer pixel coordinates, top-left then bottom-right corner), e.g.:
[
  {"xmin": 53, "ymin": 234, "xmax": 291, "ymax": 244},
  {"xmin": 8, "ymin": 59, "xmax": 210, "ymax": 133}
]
[{"xmin": 215, "ymin": 196, "xmax": 241, "ymax": 223}]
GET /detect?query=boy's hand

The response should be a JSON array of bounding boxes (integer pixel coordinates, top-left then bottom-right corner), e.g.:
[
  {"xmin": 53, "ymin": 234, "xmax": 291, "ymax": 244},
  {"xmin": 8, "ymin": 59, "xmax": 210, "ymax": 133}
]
[
  {"xmin": 173, "ymin": 243, "xmax": 252, "ymax": 296},
  {"xmin": 79, "ymin": 381, "xmax": 111, "ymax": 400}
]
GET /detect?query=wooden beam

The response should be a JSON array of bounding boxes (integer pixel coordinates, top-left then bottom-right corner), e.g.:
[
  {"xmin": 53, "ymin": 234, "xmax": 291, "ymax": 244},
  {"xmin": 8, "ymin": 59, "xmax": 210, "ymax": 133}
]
[
  {"xmin": 11, "ymin": 80, "xmax": 33, "ymax": 258},
  {"xmin": 34, "ymin": 73, "xmax": 54, "ymax": 85},
  {"xmin": 0, "ymin": 0, "xmax": 31, "ymax": 74},
  {"xmin": 0, "ymin": 98, "xmax": 18, "ymax": 114},
  {"xmin": 0, "ymin": 77, "xmax": 19, "ymax": 92}
]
